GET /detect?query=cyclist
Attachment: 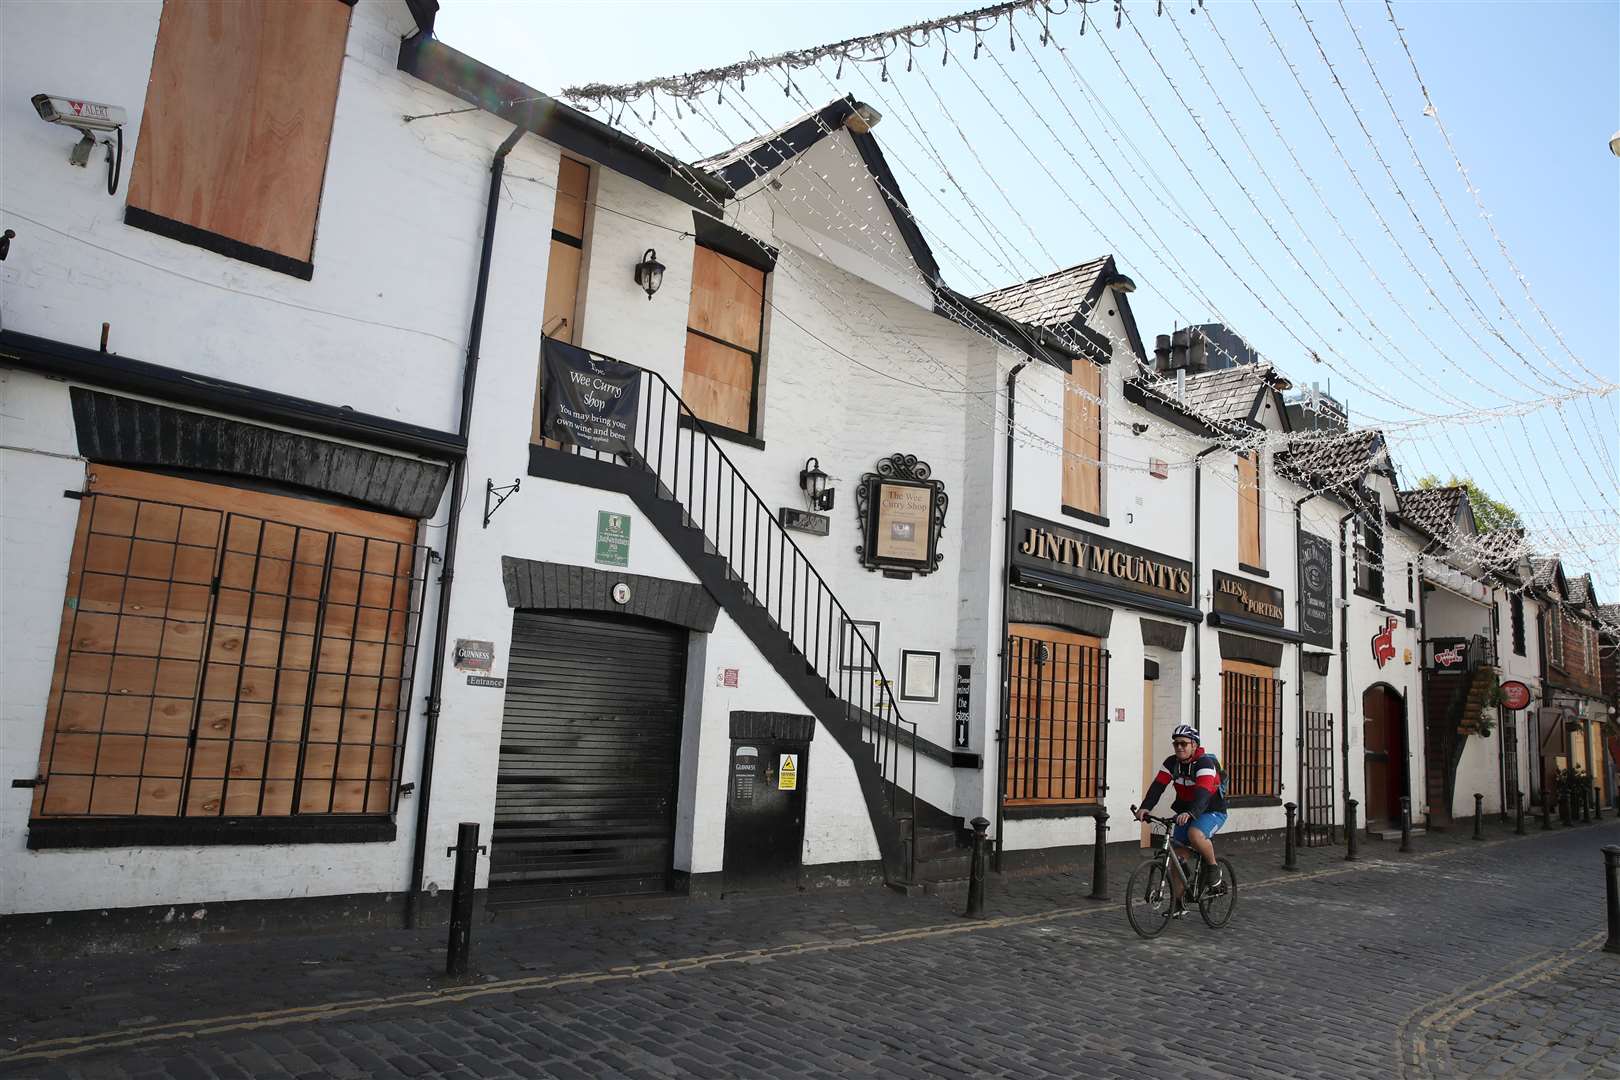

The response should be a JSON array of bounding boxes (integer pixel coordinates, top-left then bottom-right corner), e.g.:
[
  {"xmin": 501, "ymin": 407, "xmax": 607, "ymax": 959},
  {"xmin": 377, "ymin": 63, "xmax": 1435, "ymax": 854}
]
[{"xmin": 1135, "ymin": 724, "xmax": 1228, "ymax": 912}]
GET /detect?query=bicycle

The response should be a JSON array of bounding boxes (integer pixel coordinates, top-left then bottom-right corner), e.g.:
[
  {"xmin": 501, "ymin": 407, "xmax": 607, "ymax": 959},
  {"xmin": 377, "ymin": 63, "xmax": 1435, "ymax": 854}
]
[{"xmin": 1124, "ymin": 807, "xmax": 1238, "ymax": 938}]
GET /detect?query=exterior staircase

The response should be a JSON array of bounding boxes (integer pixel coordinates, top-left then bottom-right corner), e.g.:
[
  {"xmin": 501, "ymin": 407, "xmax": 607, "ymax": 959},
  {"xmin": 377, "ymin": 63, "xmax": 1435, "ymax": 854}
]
[
  {"xmin": 531, "ymin": 353, "xmax": 970, "ymax": 889},
  {"xmin": 1423, "ymin": 634, "xmax": 1497, "ymax": 825}
]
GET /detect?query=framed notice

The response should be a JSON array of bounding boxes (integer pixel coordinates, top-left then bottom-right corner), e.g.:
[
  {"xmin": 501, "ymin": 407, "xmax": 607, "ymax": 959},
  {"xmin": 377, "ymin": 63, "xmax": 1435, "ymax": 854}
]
[
  {"xmin": 856, "ymin": 454, "xmax": 948, "ymax": 576},
  {"xmin": 900, "ymin": 650, "xmax": 941, "ymax": 702},
  {"xmin": 840, "ymin": 619, "xmax": 881, "ymax": 673}
]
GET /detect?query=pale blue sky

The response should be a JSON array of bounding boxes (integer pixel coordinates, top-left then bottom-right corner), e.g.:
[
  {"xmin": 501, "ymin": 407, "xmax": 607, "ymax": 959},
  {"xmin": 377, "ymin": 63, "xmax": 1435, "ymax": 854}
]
[{"xmin": 436, "ymin": 0, "xmax": 1618, "ymax": 595}]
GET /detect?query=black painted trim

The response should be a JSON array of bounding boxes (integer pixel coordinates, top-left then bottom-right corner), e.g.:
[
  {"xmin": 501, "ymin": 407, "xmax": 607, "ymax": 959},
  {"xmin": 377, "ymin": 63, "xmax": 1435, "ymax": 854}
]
[
  {"xmin": 1012, "ymin": 564, "xmax": 1204, "ymax": 625},
  {"xmin": 1217, "ymin": 631, "xmax": 1286, "ymax": 668},
  {"xmin": 1007, "ymin": 586, "xmax": 1114, "ymax": 639},
  {"xmin": 935, "ymin": 286, "xmax": 1081, "ymax": 369},
  {"xmin": 1302, "ymin": 651, "xmax": 1333, "ymax": 676},
  {"xmin": 27, "ymin": 816, "xmax": 395, "ymax": 850},
  {"xmin": 125, "ymin": 206, "xmax": 314, "ymax": 280},
  {"xmin": 730, "ymin": 711, "xmax": 816, "ymax": 742},
  {"xmin": 397, "ymin": 34, "xmax": 730, "ymax": 215},
  {"xmin": 1003, "ymin": 803, "xmax": 1103, "ymax": 820},
  {"xmin": 1061, "ymin": 505, "xmax": 1110, "ymax": 527},
  {"xmin": 693, "ymin": 212, "xmax": 777, "ymax": 271},
  {"xmin": 551, "ymin": 229, "xmax": 583, "ymax": 249},
  {"xmin": 501, "ymin": 555, "xmax": 719, "ymax": 633},
  {"xmin": 69, "ymin": 389, "xmax": 451, "ymax": 518},
  {"xmin": 676, "ymin": 412, "xmax": 765, "ymax": 450},
  {"xmin": 1224, "ymin": 796, "xmax": 1284, "ymax": 810},
  {"xmin": 849, "ymin": 121, "xmax": 941, "ymax": 287},
  {"xmin": 1140, "ymin": 618, "xmax": 1188, "ymax": 652},
  {"xmin": 404, "ymin": 0, "xmax": 438, "ymax": 33},
  {"xmin": 0, "ymin": 329, "xmax": 465, "ymax": 461},
  {"xmin": 1113, "ymin": 288, "xmax": 1149, "ymax": 364},
  {"xmin": 1208, "ymin": 611, "xmax": 1305, "ymax": 645},
  {"xmin": 1237, "ymin": 563, "xmax": 1270, "ymax": 579}
]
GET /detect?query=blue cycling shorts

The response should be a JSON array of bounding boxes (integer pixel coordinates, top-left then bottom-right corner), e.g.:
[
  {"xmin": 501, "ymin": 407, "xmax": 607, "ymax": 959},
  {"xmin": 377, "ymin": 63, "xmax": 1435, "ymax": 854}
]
[{"xmin": 1172, "ymin": 810, "xmax": 1228, "ymax": 846}]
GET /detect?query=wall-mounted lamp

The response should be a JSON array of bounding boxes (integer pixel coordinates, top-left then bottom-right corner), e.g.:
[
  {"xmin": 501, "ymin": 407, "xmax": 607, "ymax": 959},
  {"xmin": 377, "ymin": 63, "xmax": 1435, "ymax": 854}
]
[
  {"xmin": 633, "ymin": 248, "xmax": 665, "ymax": 300},
  {"xmin": 799, "ymin": 457, "xmax": 835, "ymax": 511}
]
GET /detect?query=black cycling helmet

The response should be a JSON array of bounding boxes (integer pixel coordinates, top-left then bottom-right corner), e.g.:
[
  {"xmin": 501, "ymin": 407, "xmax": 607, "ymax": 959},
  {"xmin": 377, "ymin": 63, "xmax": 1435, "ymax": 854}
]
[{"xmin": 1172, "ymin": 724, "xmax": 1200, "ymax": 744}]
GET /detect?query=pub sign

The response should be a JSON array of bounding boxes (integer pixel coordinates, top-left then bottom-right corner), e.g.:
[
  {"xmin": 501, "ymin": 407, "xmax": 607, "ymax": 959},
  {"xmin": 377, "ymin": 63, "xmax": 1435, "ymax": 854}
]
[
  {"xmin": 1298, "ymin": 531, "xmax": 1334, "ymax": 647},
  {"xmin": 1213, "ymin": 570, "xmax": 1286, "ymax": 628},
  {"xmin": 1010, "ymin": 511, "xmax": 1192, "ymax": 606}
]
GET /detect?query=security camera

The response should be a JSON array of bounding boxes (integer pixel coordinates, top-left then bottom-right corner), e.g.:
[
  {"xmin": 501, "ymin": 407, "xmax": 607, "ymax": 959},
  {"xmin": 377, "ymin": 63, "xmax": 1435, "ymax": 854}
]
[
  {"xmin": 31, "ymin": 93, "xmax": 125, "ymax": 193},
  {"xmin": 32, "ymin": 94, "xmax": 126, "ymax": 134}
]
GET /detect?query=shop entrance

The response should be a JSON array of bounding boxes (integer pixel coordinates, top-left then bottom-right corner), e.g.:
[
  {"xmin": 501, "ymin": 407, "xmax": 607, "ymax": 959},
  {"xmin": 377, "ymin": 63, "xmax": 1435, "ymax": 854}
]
[
  {"xmin": 492, "ymin": 610, "xmax": 686, "ymax": 902},
  {"xmin": 1362, "ymin": 684, "xmax": 1407, "ymax": 832}
]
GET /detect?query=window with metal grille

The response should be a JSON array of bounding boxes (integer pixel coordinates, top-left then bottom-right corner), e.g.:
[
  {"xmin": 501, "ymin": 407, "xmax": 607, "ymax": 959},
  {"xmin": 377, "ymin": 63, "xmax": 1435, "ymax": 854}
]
[
  {"xmin": 31, "ymin": 471, "xmax": 427, "ymax": 823},
  {"xmin": 1003, "ymin": 626, "xmax": 1108, "ymax": 805},
  {"xmin": 1220, "ymin": 663, "xmax": 1283, "ymax": 799}
]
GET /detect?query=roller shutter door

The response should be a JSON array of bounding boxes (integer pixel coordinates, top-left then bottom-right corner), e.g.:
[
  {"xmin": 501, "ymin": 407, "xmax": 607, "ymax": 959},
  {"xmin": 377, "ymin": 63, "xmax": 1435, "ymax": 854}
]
[{"xmin": 491, "ymin": 611, "xmax": 686, "ymax": 901}]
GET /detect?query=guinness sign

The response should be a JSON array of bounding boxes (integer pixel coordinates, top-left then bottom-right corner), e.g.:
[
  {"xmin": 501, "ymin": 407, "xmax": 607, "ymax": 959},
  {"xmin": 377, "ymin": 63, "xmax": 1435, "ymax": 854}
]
[
  {"xmin": 1213, "ymin": 570, "xmax": 1286, "ymax": 628},
  {"xmin": 1011, "ymin": 512, "xmax": 1192, "ymax": 606}
]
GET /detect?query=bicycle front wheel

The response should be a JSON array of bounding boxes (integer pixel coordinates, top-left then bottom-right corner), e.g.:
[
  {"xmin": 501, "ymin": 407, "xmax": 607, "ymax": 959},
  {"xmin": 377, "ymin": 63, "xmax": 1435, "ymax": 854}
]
[
  {"xmin": 1125, "ymin": 859, "xmax": 1173, "ymax": 939},
  {"xmin": 1198, "ymin": 857, "xmax": 1238, "ymax": 928}
]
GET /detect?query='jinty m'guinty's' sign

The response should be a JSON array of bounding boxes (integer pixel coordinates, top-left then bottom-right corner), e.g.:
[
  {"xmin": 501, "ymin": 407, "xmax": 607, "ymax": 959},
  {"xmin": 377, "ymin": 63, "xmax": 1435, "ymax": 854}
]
[{"xmin": 1010, "ymin": 512, "xmax": 1192, "ymax": 606}]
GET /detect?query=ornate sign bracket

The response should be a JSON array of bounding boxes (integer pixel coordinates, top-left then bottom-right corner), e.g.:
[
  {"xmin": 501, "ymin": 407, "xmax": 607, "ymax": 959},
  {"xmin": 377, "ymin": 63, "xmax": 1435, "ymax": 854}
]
[{"xmin": 855, "ymin": 453, "xmax": 948, "ymax": 577}]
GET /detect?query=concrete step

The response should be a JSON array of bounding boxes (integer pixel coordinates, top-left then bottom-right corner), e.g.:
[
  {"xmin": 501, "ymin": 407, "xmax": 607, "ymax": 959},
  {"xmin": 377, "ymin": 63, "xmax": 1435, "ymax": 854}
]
[
  {"xmin": 915, "ymin": 828, "xmax": 965, "ymax": 861},
  {"xmin": 914, "ymin": 851, "xmax": 972, "ymax": 883},
  {"xmin": 1370, "ymin": 826, "xmax": 1428, "ymax": 841}
]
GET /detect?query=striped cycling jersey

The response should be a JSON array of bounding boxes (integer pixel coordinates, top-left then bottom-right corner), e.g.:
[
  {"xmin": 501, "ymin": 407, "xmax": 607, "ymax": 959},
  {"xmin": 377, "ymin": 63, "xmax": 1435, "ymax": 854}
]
[{"xmin": 1142, "ymin": 747, "xmax": 1226, "ymax": 815}]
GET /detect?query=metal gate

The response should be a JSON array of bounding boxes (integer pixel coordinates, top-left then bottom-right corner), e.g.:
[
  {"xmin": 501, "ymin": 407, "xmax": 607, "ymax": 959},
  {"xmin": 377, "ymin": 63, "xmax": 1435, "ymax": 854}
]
[
  {"xmin": 1502, "ymin": 717, "xmax": 1520, "ymax": 814},
  {"xmin": 1302, "ymin": 709, "xmax": 1336, "ymax": 845},
  {"xmin": 1003, "ymin": 629, "xmax": 1108, "ymax": 805},
  {"xmin": 493, "ymin": 610, "xmax": 686, "ymax": 902}
]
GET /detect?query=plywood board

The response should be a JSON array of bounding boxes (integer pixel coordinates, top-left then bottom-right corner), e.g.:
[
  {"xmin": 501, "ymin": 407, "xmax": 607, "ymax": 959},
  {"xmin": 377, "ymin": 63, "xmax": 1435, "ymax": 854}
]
[
  {"xmin": 681, "ymin": 332, "xmax": 754, "ymax": 432},
  {"xmin": 1062, "ymin": 361, "xmax": 1103, "ymax": 515},
  {"xmin": 126, "ymin": 0, "xmax": 350, "ymax": 263},
  {"xmin": 1238, "ymin": 452, "xmax": 1262, "ymax": 567},
  {"xmin": 687, "ymin": 247, "xmax": 765, "ymax": 352}
]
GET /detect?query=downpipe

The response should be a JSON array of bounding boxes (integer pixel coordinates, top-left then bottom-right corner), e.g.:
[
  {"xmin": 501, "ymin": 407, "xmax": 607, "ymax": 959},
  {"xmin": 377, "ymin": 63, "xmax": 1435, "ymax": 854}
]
[
  {"xmin": 1338, "ymin": 509, "xmax": 1357, "ymax": 819},
  {"xmin": 405, "ymin": 123, "xmax": 526, "ymax": 930},
  {"xmin": 1190, "ymin": 445, "xmax": 1222, "ymax": 733},
  {"xmin": 993, "ymin": 357, "xmax": 1032, "ymax": 873}
]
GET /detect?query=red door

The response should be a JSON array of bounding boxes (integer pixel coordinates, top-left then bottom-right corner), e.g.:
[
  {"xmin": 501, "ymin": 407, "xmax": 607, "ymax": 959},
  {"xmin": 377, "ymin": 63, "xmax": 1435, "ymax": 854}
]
[{"xmin": 1362, "ymin": 686, "xmax": 1406, "ymax": 830}]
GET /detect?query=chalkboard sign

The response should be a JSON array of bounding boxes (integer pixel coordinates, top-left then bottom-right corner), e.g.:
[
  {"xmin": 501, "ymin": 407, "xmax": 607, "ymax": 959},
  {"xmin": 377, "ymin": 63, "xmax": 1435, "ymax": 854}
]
[{"xmin": 1298, "ymin": 531, "xmax": 1334, "ymax": 648}]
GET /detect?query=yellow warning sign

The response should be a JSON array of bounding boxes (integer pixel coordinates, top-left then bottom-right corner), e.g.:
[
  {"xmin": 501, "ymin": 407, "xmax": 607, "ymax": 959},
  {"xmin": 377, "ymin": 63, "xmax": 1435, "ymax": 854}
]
[{"xmin": 778, "ymin": 753, "xmax": 798, "ymax": 791}]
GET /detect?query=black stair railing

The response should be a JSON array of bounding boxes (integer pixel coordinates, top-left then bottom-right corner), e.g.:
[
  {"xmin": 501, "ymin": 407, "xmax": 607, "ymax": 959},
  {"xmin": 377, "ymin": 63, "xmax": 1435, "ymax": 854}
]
[{"xmin": 545, "ymin": 360, "xmax": 918, "ymax": 882}]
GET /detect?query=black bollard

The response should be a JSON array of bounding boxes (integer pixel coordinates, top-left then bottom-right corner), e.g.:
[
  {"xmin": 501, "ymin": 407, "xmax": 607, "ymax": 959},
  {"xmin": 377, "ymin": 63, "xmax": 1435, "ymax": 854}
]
[
  {"xmin": 445, "ymin": 821, "xmax": 485, "ymax": 978},
  {"xmin": 1596, "ymin": 787, "xmax": 1604, "ymax": 822},
  {"xmin": 1088, "ymin": 809, "xmax": 1110, "ymax": 901},
  {"xmin": 1604, "ymin": 846, "xmax": 1620, "ymax": 956},
  {"xmin": 1400, "ymin": 796, "xmax": 1413, "ymax": 853},
  {"xmin": 1345, "ymin": 798, "xmax": 1360, "ymax": 862},
  {"xmin": 1515, "ymin": 790, "xmax": 1526, "ymax": 836},
  {"xmin": 965, "ymin": 816, "xmax": 989, "ymax": 919},
  {"xmin": 1473, "ymin": 793, "xmax": 1485, "ymax": 841},
  {"xmin": 1283, "ymin": 802, "xmax": 1298, "ymax": 871}
]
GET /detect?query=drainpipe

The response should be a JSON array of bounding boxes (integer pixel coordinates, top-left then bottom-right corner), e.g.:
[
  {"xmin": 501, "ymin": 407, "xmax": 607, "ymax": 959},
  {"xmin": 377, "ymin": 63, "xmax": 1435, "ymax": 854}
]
[
  {"xmin": 1337, "ymin": 508, "xmax": 1357, "ymax": 810},
  {"xmin": 1190, "ymin": 445, "xmax": 1223, "ymax": 734},
  {"xmin": 1293, "ymin": 493, "xmax": 1321, "ymax": 817},
  {"xmin": 993, "ymin": 356, "xmax": 1033, "ymax": 872},
  {"xmin": 1415, "ymin": 562, "xmax": 1428, "ymax": 819},
  {"xmin": 405, "ymin": 123, "xmax": 526, "ymax": 930}
]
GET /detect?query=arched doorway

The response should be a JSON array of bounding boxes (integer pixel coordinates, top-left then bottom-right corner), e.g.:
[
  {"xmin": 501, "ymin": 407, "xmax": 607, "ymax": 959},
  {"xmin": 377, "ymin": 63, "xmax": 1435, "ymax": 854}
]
[{"xmin": 1362, "ymin": 684, "xmax": 1407, "ymax": 832}]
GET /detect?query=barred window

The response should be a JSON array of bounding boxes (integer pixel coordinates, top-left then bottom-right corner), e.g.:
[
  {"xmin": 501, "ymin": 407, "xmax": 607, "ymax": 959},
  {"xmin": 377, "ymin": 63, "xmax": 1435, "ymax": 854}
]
[
  {"xmin": 1220, "ymin": 661, "xmax": 1283, "ymax": 799},
  {"xmin": 1003, "ymin": 625, "xmax": 1108, "ymax": 805},
  {"xmin": 31, "ymin": 468, "xmax": 427, "ymax": 823},
  {"xmin": 1510, "ymin": 594, "xmax": 1526, "ymax": 657}
]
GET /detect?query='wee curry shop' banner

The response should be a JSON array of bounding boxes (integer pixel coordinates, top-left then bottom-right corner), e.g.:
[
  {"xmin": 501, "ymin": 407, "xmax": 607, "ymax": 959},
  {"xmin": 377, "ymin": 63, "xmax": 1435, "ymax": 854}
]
[{"xmin": 541, "ymin": 338, "xmax": 642, "ymax": 455}]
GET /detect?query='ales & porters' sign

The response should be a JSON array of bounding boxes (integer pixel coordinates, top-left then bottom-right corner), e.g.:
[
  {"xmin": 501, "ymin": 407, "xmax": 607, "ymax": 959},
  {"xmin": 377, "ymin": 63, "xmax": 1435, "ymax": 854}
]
[
  {"xmin": 1011, "ymin": 512, "xmax": 1192, "ymax": 606},
  {"xmin": 1212, "ymin": 570, "xmax": 1286, "ymax": 628}
]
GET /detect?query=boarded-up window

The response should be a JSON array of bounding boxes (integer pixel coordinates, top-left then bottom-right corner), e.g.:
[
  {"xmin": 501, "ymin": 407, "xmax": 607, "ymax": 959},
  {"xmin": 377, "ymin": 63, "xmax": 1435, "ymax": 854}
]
[
  {"xmin": 1063, "ymin": 361, "xmax": 1104, "ymax": 516},
  {"xmin": 1003, "ymin": 624, "xmax": 1108, "ymax": 805},
  {"xmin": 125, "ymin": 0, "xmax": 351, "ymax": 277},
  {"xmin": 534, "ymin": 157, "xmax": 592, "ymax": 442},
  {"xmin": 30, "ymin": 467, "xmax": 427, "ymax": 821},
  {"xmin": 682, "ymin": 246, "xmax": 767, "ymax": 435},
  {"xmin": 1221, "ymin": 660, "xmax": 1282, "ymax": 799},
  {"xmin": 1237, "ymin": 451, "xmax": 1263, "ymax": 568}
]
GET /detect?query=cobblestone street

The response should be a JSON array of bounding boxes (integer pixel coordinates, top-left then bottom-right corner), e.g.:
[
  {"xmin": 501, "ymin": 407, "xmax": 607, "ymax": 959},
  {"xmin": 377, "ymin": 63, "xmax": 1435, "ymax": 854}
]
[{"xmin": 3, "ymin": 820, "xmax": 1617, "ymax": 1079}]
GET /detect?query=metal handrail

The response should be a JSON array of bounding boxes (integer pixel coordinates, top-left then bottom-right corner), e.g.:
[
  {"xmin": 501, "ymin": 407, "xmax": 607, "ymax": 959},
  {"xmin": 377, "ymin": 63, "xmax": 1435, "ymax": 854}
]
[{"xmin": 547, "ymin": 358, "xmax": 919, "ymax": 881}]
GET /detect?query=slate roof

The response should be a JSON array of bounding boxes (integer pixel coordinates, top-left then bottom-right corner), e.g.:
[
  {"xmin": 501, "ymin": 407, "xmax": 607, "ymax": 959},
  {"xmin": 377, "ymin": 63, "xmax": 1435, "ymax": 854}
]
[
  {"xmin": 1473, "ymin": 528, "xmax": 1527, "ymax": 581},
  {"xmin": 1397, "ymin": 486, "xmax": 1465, "ymax": 539},
  {"xmin": 973, "ymin": 258, "xmax": 1112, "ymax": 329},
  {"xmin": 1567, "ymin": 575, "xmax": 1592, "ymax": 606},
  {"xmin": 1598, "ymin": 603, "xmax": 1620, "ymax": 634},
  {"xmin": 1276, "ymin": 428, "xmax": 1388, "ymax": 490},
  {"xmin": 1178, "ymin": 365, "xmax": 1280, "ymax": 426},
  {"xmin": 1530, "ymin": 557, "xmax": 1561, "ymax": 592}
]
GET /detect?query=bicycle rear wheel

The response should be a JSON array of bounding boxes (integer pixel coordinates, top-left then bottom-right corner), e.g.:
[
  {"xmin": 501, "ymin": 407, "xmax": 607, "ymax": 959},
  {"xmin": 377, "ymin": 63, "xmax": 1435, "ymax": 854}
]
[
  {"xmin": 1198, "ymin": 857, "xmax": 1238, "ymax": 928},
  {"xmin": 1125, "ymin": 859, "xmax": 1173, "ymax": 939}
]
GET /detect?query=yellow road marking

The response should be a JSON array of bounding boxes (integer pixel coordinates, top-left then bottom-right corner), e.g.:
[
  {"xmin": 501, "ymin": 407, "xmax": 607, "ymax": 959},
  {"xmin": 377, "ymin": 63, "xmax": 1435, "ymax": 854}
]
[{"xmin": 0, "ymin": 829, "xmax": 1556, "ymax": 1065}]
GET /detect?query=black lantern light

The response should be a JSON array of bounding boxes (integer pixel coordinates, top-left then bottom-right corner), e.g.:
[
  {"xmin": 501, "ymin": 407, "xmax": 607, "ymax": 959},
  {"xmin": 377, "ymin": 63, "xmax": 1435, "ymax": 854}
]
[
  {"xmin": 633, "ymin": 248, "xmax": 665, "ymax": 300},
  {"xmin": 799, "ymin": 457, "xmax": 835, "ymax": 511}
]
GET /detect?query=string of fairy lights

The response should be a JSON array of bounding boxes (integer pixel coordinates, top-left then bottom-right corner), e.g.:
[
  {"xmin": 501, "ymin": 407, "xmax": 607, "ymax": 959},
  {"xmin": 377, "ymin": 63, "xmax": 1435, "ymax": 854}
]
[{"xmin": 548, "ymin": 0, "xmax": 1615, "ymax": 594}]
